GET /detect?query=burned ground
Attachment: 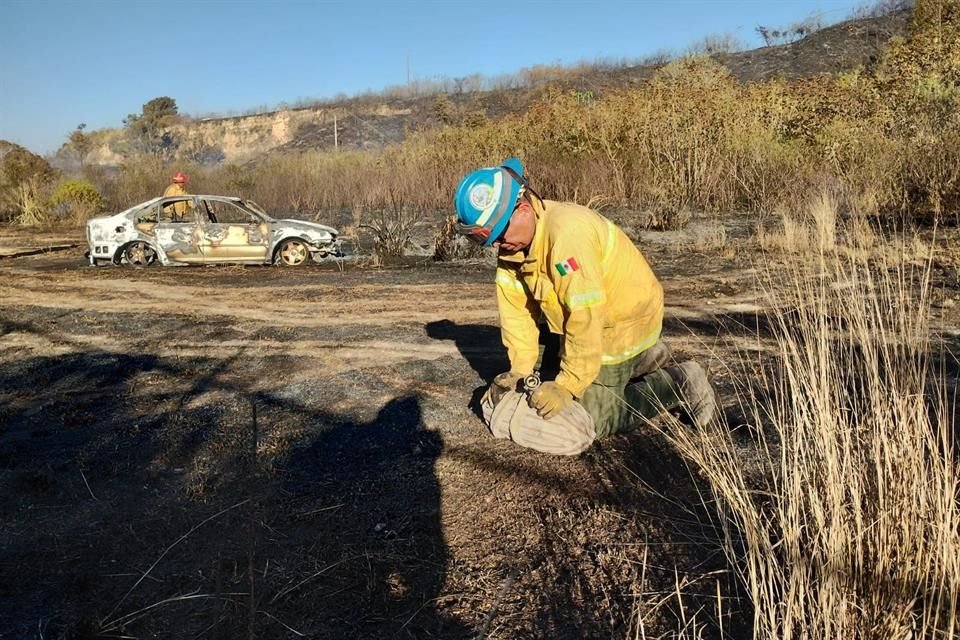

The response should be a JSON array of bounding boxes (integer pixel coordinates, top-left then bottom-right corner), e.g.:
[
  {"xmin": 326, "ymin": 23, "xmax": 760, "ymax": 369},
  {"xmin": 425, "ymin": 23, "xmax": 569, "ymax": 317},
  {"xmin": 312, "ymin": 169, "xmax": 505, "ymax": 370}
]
[{"xmin": 1, "ymin": 224, "xmax": 957, "ymax": 639}]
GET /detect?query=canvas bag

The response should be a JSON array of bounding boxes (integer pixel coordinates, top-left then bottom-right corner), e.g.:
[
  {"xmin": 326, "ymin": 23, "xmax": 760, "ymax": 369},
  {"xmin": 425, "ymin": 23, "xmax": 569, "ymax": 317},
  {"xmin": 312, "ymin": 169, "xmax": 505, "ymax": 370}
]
[{"xmin": 481, "ymin": 387, "xmax": 596, "ymax": 456}]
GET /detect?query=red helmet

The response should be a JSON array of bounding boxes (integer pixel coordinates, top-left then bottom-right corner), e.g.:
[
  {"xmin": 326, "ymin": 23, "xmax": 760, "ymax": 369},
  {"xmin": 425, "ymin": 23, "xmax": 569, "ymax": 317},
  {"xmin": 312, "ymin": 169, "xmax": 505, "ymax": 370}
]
[{"xmin": 172, "ymin": 171, "xmax": 188, "ymax": 185}]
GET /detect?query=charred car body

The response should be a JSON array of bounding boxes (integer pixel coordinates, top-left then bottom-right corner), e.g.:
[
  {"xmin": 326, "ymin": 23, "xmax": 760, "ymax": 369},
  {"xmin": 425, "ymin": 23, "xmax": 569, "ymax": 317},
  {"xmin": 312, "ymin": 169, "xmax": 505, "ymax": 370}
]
[{"xmin": 86, "ymin": 195, "xmax": 342, "ymax": 267}]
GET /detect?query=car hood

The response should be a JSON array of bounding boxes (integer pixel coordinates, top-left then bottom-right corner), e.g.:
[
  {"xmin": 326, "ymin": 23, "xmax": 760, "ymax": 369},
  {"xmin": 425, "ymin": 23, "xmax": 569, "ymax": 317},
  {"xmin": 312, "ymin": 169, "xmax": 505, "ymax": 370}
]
[{"xmin": 274, "ymin": 219, "xmax": 339, "ymax": 236}]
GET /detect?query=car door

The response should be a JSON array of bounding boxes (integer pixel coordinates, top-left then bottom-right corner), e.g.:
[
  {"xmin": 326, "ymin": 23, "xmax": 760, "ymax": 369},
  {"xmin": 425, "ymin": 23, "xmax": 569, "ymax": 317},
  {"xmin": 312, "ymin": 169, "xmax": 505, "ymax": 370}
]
[
  {"xmin": 153, "ymin": 197, "xmax": 205, "ymax": 263},
  {"xmin": 197, "ymin": 198, "xmax": 270, "ymax": 263}
]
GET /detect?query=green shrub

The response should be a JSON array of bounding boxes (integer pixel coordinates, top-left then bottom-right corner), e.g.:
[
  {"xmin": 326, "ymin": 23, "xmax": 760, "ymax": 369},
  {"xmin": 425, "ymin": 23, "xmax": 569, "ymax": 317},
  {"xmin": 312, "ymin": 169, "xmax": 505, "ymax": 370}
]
[{"xmin": 50, "ymin": 179, "xmax": 103, "ymax": 225}]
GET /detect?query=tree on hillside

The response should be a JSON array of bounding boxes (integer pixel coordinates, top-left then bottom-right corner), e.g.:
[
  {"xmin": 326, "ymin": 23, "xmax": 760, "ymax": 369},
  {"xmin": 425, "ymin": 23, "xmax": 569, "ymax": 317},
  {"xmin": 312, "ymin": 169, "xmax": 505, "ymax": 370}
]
[
  {"xmin": 123, "ymin": 96, "xmax": 180, "ymax": 158},
  {"xmin": 687, "ymin": 33, "xmax": 747, "ymax": 55},
  {"xmin": 756, "ymin": 11, "xmax": 824, "ymax": 46},
  {"xmin": 143, "ymin": 96, "xmax": 178, "ymax": 119},
  {"xmin": 68, "ymin": 124, "xmax": 92, "ymax": 169}
]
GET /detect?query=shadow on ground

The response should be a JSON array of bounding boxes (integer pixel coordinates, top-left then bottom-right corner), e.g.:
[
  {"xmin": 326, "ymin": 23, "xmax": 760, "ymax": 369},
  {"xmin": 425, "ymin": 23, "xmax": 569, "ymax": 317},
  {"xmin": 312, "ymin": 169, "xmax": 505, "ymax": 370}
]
[{"xmin": 0, "ymin": 318, "xmax": 470, "ymax": 639}]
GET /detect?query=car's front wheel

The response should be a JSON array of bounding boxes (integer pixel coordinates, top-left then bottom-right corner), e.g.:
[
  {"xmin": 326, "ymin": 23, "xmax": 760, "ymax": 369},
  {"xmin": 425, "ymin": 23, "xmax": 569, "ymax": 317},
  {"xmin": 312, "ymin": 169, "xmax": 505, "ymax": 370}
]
[
  {"xmin": 276, "ymin": 239, "xmax": 309, "ymax": 267},
  {"xmin": 123, "ymin": 242, "xmax": 157, "ymax": 268}
]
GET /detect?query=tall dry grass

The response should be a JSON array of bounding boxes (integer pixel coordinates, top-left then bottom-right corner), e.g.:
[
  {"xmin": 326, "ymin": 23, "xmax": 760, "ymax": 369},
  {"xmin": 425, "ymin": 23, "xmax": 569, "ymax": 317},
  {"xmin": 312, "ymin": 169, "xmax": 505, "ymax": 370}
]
[
  {"xmin": 655, "ymin": 200, "xmax": 959, "ymax": 637},
  {"xmin": 12, "ymin": 178, "xmax": 52, "ymax": 226},
  {"xmin": 757, "ymin": 189, "xmax": 838, "ymax": 254}
]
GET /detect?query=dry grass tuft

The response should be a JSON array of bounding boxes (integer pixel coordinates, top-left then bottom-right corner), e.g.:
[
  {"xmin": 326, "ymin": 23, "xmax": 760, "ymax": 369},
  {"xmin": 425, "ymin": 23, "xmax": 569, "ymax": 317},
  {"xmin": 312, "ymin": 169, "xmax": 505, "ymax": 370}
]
[
  {"xmin": 689, "ymin": 221, "xmax": 733, "ymax": 256},
  {"xmin": 756, "ymin": 189, "xmax": 841, "ymax": 255},
  {"xmin": 756, "ymin": 211, "xmax": 813, "ymax": 254},
  {"xmin": 621, "ymin": 185, "xmax": 960, "ymax": 637},
  {"xmin": 654, "ymin": 203, "xmax": 959, "ymax": 637},
  {"xmin": 13, "ymin": 179, "xmax": 53, "ymax": 227}
]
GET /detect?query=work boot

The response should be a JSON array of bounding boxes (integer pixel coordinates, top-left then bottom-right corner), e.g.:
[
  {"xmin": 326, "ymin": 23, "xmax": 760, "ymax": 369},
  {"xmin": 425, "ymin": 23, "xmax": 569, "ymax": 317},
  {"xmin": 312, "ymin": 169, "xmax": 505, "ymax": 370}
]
[{"xmin": 664, "ymin": 361, "xmax": 717, "ymax": 428}]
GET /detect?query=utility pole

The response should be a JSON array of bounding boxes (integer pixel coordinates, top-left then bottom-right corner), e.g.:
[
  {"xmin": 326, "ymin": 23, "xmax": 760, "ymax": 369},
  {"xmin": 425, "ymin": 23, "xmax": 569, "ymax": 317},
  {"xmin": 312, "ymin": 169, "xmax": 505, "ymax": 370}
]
[
  {"xmin": 406, "ymin": 52, "xmax": 410, "ymax": 86},
  {"xmin": 333, "ymin": 113, "xmax": 338, "ymax": 151}
]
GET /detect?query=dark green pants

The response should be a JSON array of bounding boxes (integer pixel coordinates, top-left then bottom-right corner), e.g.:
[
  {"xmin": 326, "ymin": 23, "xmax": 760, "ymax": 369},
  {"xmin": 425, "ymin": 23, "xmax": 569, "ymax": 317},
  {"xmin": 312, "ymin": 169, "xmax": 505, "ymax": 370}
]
[{"xmin": 537, "ymin": 332, "xmax": 682, "ymax": 438}]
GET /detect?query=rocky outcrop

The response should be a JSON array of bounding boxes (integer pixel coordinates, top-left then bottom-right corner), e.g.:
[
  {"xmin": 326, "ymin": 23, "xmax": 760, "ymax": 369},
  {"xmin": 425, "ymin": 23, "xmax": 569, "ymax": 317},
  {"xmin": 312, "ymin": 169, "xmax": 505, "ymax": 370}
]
[{"xmin": 83, "ymin": 102, "xmax": 418, "ymax": 166}]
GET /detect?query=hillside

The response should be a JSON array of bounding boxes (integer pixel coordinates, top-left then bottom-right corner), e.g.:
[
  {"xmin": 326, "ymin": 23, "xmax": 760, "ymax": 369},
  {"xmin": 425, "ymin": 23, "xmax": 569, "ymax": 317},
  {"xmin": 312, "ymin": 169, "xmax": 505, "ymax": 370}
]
[{"xmin": 78, "ymin": 10, "xmax": 911, "ymax": 166}]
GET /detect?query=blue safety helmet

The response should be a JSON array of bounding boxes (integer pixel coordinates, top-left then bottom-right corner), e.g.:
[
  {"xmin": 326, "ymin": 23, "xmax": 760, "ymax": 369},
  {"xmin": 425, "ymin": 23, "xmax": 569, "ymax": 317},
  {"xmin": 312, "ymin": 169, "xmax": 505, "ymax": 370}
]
[{"xmin": 454, "ymin": 157, "xmax": 525, "ymax": 246}]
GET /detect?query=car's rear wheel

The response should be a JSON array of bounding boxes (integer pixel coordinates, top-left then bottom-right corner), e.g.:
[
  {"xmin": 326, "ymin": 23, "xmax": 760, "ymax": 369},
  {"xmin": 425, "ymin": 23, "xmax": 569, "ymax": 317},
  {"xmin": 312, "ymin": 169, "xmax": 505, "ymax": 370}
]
[
  {"xmin": 276, "ymin": 239, "xmax": 309, "ymax": 266},
  {"xmin": 123, "ymin": 242, "xmax": 157, "ymax": 268}
]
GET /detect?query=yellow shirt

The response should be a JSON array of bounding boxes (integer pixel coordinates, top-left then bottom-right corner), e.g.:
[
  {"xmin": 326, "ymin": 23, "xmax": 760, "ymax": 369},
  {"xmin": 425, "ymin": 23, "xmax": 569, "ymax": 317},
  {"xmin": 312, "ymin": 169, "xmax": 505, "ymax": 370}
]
[
  {"xmin": 162, "ymin": 183, "xmax": 190, "ymax": 219},
  {"xmin": 495, "ymin": 200, "xmax": 663, "ymax": 398}
]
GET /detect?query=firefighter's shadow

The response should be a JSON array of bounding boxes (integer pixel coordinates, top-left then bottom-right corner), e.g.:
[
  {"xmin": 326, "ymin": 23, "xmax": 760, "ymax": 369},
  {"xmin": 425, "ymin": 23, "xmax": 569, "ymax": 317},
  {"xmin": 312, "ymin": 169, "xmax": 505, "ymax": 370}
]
[
  {"xmin": 425, "ymin": 319, "xmax": 563, "ymax": 418},
  {"xmin": 276, "ymin": 395, "xmax": 469, "ymax": 638},
  {"xmin": 0, "ymin": 330, "xmax": 469, "ymax": 638},
  {"xmin": 425, "ymin": 319, "xmax": 507, "ymax": 381},
  {"xmin": 425, "ymin": 319, "xmax": 507, "ymax": 416}
]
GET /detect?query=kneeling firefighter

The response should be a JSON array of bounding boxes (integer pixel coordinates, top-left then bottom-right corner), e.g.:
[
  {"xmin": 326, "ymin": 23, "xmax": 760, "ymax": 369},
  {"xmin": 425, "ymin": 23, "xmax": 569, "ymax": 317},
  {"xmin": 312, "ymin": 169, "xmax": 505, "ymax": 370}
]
[{"xmin": 453, "ymin": 158, "xmax": 717, "ymax": 455}]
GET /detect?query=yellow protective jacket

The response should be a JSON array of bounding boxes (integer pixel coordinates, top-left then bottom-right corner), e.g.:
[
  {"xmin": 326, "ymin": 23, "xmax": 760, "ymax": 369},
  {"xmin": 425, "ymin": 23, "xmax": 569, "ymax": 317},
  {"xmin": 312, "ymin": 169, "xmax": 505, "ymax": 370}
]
[
  {"xmin": 162, "ymin": 183, "xmax": 189, "ymax": 218},
  {"xmin": 496, "ymin": 199, "xmax": 663, "ymax": 398}
]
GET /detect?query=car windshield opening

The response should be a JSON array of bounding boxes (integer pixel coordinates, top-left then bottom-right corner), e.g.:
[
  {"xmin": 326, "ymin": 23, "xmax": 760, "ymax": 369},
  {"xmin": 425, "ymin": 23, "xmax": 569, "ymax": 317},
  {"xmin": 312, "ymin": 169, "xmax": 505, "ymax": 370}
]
[{"xmin": 245, "ymin": 200, "xmax": 270, "ymax": 218}]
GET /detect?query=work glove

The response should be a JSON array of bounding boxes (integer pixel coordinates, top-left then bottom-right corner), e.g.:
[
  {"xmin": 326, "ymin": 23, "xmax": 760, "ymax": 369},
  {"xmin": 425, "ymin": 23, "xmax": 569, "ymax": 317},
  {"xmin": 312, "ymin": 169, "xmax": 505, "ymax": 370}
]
[
  {"xmin": 482, "ymin": 371, "xmax": 525, "ymax": 407},
  {"xmin": 529, "ymin": 381, "xmax": 574, "ymax": 420}
]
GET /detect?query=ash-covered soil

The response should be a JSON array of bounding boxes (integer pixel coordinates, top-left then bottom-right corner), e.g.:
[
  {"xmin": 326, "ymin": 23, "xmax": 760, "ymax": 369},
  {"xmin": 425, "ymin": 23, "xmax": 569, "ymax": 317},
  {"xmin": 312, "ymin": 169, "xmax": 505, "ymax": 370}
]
[{"xmin": 1, "ymin": 222, "xmax": 956, "ymax": 639}]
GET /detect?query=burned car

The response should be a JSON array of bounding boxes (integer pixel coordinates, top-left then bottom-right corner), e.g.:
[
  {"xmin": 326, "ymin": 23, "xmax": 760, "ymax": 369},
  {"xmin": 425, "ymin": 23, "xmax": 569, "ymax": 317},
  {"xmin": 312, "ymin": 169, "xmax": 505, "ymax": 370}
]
[{"xmin": 86, "ymin": 195, "xmax": 342, "ymax": 267}]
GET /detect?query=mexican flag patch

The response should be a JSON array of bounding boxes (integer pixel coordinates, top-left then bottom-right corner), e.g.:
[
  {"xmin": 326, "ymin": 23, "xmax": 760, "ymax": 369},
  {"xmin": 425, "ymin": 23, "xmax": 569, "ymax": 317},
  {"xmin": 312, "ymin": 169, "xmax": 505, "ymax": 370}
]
[{"xmin": 555, "ymin": 256, "xmax": 580, "ymax": 276}]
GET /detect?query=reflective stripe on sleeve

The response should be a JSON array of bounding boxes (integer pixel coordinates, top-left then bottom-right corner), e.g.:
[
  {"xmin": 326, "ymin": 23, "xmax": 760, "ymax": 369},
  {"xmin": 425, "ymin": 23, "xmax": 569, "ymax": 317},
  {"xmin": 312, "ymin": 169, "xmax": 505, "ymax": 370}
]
[
  {"xmin": 496, "ymin": 271, "xmax": 526, "ymax": 293},
  {"xmin": 565, "ymin": 290, "xmax": 606, "ymax": 309},
  {"xmin": 600, "ymin": 325, "xmax": 662, "ymax": 365}
]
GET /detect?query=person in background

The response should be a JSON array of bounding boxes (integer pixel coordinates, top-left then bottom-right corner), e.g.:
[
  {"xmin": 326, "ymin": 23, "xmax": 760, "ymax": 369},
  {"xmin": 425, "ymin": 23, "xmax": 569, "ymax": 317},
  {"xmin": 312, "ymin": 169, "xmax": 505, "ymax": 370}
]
[{"xmin": 163, "ymin": 171, "xmax": 190, "ymax": 222}]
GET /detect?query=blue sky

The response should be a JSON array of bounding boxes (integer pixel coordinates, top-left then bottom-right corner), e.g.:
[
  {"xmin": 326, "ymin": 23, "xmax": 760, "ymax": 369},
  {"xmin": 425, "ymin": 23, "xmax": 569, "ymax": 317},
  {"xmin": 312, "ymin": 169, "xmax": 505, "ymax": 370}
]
[{"xmin": 1, "ymin": 0, "xmax": 868, "ymax": 155}]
